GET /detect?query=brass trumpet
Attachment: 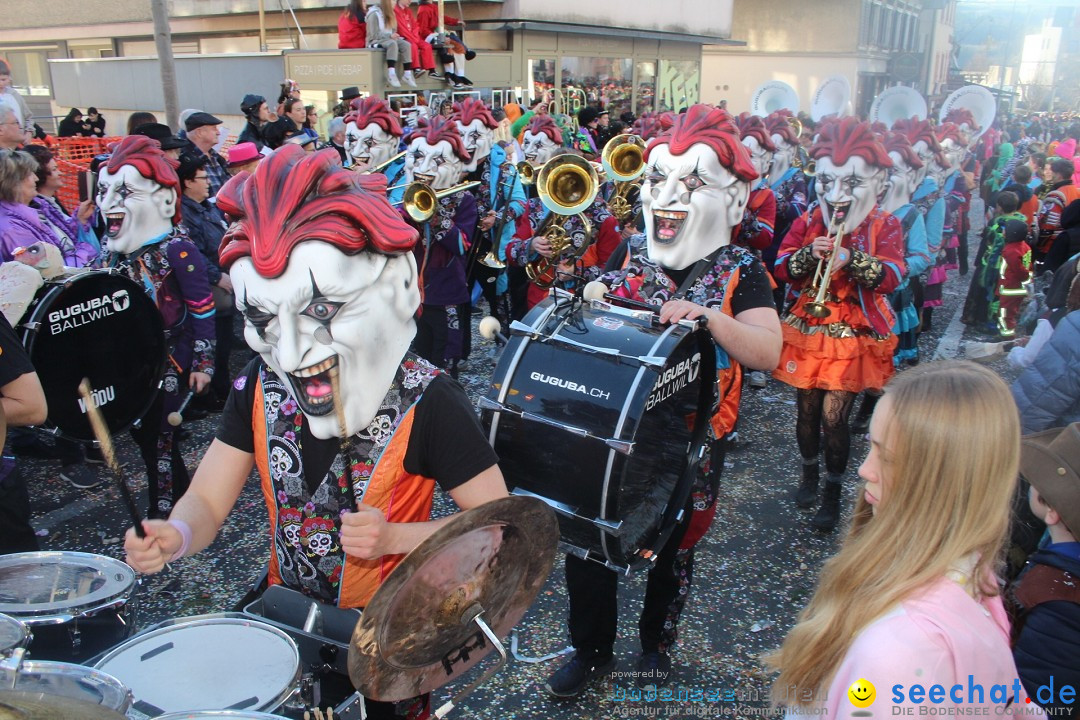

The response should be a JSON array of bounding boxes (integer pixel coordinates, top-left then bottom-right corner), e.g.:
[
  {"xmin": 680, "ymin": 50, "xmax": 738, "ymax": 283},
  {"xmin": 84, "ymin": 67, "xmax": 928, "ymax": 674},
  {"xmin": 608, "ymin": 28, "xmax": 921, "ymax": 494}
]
[
  {"xmin": 803, "ymin": 212, "xmax": 849, "ymax": 319},
  {"xmin": 358, "ymin": 151, "xmax": 406, "ymax": 175},
  {"xmin": 391, "ymin": 180, "xmax": 481, "ymax": 223},
  {"xmin": 601, "ymin": 134, "xmax": 646, "ymax": 222}
]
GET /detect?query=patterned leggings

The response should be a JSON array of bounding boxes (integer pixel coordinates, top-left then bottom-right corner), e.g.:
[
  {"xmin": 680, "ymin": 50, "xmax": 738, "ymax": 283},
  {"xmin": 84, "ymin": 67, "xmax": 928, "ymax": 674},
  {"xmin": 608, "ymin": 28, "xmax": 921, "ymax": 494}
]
[{"xmin": 795, "ymin": 388, "xmax": 857, "ymax": 475}]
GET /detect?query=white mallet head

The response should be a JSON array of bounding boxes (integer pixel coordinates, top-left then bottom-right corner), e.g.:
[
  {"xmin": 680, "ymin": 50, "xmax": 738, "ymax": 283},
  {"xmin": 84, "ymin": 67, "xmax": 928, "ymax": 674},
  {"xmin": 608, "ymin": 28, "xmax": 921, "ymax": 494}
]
[
  {"xmin": 582, "ymin": 281, "xmax": 610, "ymax": 301},
  {"xmin": 478, "ymin": 315, "xmax": 503, "ymax": 340}
]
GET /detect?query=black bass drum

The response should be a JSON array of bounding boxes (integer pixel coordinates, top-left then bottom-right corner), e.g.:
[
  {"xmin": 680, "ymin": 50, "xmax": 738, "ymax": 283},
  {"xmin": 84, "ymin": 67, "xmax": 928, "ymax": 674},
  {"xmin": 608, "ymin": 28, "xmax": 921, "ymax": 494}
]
[
  {"xmin": 480, "ymin": 296, "xmax": 715, "ymax": 572},
  {"xmin": 20, "ymin": 270, "xmax": 166, "ymax": 442}
]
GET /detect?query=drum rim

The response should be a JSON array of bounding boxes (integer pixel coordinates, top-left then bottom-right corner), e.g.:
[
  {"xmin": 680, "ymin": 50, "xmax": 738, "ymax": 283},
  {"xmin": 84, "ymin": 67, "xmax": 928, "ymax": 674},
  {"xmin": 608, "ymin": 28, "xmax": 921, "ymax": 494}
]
[
  {"xmin": 154, "ymin": 712, "xmax": 292, "ymax": 719},
  {"xmin": 19, "ymin": 270, "xmax": 167, "ymax": 441},
  {"xmin": 0, "ymin": 551, "xmax": 136, "ymax": 621},
  {"xmin": 0, "ymin": 612, "xmax": 30, "ymax": 652},
  {"xmin": 13, "ymin": 659, "xmax": 133, "ymax": 712},
  {"xmin": 92, "ymin": 616, "xmax": 301, "ymax": 713}
]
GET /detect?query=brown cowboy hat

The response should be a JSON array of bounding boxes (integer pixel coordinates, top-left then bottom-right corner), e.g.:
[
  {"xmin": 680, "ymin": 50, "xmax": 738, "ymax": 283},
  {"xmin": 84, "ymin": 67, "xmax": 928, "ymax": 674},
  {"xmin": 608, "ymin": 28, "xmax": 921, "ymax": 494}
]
[{"xmin": 1021, "ymin": 422, "xmax": 1080, "ymax": 535}]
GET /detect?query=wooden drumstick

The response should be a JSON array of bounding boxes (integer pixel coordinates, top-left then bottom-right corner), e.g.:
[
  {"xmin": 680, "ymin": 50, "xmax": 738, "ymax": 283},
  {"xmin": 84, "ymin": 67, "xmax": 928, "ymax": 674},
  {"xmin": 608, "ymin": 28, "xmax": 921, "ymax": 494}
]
[
  {"xmin": 166, "ymin": 390, "xmax": 196, "ymax": 427},
  {"xmin": 78, "ymin": 378, "xmax": 146, "ymax": 538},
  {"xmin": 329, "ymin": 365, "xmax": 358, "ymax": 512}
]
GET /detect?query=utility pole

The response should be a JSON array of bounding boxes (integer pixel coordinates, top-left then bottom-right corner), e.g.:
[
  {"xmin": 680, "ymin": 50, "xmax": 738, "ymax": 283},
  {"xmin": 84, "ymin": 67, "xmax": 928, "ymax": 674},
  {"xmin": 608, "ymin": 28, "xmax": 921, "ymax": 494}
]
[{"xmin": 150, "ymin": 0, "xmax": 180, "ymax": 131}]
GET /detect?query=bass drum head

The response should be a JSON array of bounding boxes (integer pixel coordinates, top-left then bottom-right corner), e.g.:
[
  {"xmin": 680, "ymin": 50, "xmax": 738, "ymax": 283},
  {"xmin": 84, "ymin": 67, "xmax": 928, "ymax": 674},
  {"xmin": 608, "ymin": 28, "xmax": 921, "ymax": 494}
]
[{"xmin": 22, "ymin": 271, "xmax": 165, "ymax": 441}]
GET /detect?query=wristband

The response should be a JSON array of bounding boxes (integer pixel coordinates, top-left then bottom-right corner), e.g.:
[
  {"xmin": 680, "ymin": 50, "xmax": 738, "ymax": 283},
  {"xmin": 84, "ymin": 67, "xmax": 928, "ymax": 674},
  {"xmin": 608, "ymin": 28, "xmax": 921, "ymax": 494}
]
[{"xmin": 168, "ymin": 519, "xmax": 192, "ymax": 562}]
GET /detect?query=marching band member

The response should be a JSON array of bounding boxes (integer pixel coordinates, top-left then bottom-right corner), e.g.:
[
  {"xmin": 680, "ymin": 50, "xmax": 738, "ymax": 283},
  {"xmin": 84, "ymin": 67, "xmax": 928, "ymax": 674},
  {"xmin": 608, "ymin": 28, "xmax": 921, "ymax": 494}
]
[
  {"xmin": 98, "ymin": 135, "xmax": 216, "ymax": 519},
  {"xmin": 733, "ymin": 113, "xmax": 778, "ymax": 254},
  {"xmin": 343, "ymin": 97, "xmax": 406, "ymax": 189},
  {"xmin": 942, "ymin": 108, "xmax": 981, "ymax": 275},
  {"xmin": 124, "ymin": 145, "xmax": 507, "ymax": 720},
  {"xmin": 401, "ymin": 116, "xmax": 478, "ymax": 377},
  {"xmin": 773, "ymin": 118, "xmax": 906, "ymax": 532},
  {"xmin": 545, "ymin": 104, "xmax": 781, "ymax": 697},
  {"xmin": 453, "ymin": 99, "xmax": 526, "ymax": 329},
  {"xmin": 505, "ymin": 114, "xmax": 620, "ymax": 310},
  {"xmin": 764, "ymin": 111, "xmax": 809, "ymax": 307},
  {"xmin": 920, "ymin": 121, "xmax": 968, "ymax": 328}
]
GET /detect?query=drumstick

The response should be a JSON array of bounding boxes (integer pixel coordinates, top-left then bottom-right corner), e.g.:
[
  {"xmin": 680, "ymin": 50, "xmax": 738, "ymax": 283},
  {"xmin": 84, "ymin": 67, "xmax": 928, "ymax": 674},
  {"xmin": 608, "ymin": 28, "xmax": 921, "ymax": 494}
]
[
  {"xmin": 329, "ymin": 365, "xmax": 358, "ymax": 512},
  {"xmin": 166, "ymin": 390, "xmax": 196, "ymax": 427},
  {"xmin": 78, "ymin": 378, "xmax": 146, "ymax": 539}
]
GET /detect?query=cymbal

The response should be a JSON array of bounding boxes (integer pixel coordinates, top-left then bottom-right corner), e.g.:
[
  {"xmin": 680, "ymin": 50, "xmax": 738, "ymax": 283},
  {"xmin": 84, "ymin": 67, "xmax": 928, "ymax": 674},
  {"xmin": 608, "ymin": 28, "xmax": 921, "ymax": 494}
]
[
  {"xmin": 349, "ymin": 495, "xmax": 558, "ymax": 701},
  {"xmin": 0, "ymin": 691, "xmax": 127, "ymax": 720}
]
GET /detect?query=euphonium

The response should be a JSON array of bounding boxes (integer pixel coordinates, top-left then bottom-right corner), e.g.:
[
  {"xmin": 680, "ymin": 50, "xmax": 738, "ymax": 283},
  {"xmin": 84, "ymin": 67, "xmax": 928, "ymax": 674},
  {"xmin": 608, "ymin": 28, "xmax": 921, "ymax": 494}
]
[
  {"xmin": 392, "ymin": 180, "xmax": 481, "ymax": 223},
  {"xmin": 803, "ymin": 206, "xmax": 850, "ymax": 319},
  {"xmin": 525, "ymin": 154, "xmax": 601, "ymax": 288},
  {"xmin": 517, "ymin": 161, "xmax": 537, "ymax": 186},
  {"xmin": 601, "ymin": 134, "xmax": 646, "ymax": 222}
]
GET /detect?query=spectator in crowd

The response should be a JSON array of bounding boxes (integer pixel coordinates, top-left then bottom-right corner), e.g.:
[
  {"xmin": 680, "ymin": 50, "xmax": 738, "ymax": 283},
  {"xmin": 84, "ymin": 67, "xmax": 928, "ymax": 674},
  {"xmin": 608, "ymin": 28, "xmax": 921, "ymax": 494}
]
[
  {"xmin": 86, "ymin": 107, "xmax": 106, "ymax": 137},
  {"xmin": 178, "ymin": 154, "xmax": 232, "ymax": 409},
  {"xmin": 1012, "ymin": 278, "xmax": 1080, "ymax": 435},
  {"xmin": 0, "ymin": 150, "xmax": 90, "ymax": 264},
  {"xmin": 1000, "ymin": 164, "xmax": 1039, "ymax": 231},
  {"xmin": 325, "ymin": 117, "xmax": 348, "ymax": 164},
  {"xmin": 238, "ymin": 94, "xmax": 271, "ymax": 150},
  {"xmin": 0, "ymin": 107, "xmax": 24, "ymax": 151},
  {"xmin": 283, "ymin": 98, "xmax": 317, "ymax": 140},
  {"xmin": 130, "ymin": 122, "xmax": 187, "ymax": 161},
  {"xmin": 332, "ymin": 86, "xmax": 362, "ymax": 118},
  {"xmin": 367, "ymin": 0, "xmax": 417, "ymax": 88},
  {"xmin": 1008, "ymin": 423, "xmax": 1080, "ymax": 718},
  {"xmin": 594, "ymin": 109, "xmax": 617, "ymax": 148},
  {"xmin": 770, "ymin": 362, "xmax": 1037, "ymax": 715},
  {"xmin": 261, "ymin": 117, "xmax": 295, "ymax": 150},
  {"xmin": 21, "ymin": 145, "xmax": 98, "ymax": 267},
  {"xmin": 1046, "ymin": 200, "xmax": 1080, "ymax": 274},
  {"xmin": 0, "ymin": 60, "xmax": 32, "ymax": 142},
  {"xmin": 0, "ymin": 312, "xmax": 48, "ymax": 554},
  {"xmin": 395, "ymin": 0, "xmax": 437, "ymax": 79},
  {"xmin": 575, "ymin": 106, "xmax": 601, "ymax": 160},
  {"xmin": 416, "ymin": 0, "xmax": 474, "ymax": 88},
  {"xmin": 225, "ymin": 142, "xmax": 261, "ymax": 175},
  {"xmin": 1037, "ymin": 157, "xmax": 1080, "ymax": 264},
  {"xmin": 126, "ymin": 111, "xmax": 158, "ymax": 136},
  {"xmin": 183, "ymin": 111, "xmax": 230, "ymax": 197},
  {"xmin": 57, "ymin": 108, "xmax": 85, "ymax": 138},
  {"xmin": 276, "ymin": 79, "xmax": 301, "ymax": 117},
  {"xmin": 304, "ymin": 105, "xmax": 319, "ymax": 138},
  {"xmin": 337, "ymin": 0, "xmax": 367, "ymax": 49}
]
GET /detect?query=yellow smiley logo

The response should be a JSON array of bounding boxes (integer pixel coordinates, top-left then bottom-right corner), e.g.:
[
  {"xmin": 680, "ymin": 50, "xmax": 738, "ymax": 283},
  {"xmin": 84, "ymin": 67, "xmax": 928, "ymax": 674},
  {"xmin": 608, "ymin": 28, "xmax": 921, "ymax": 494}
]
[{"xmin": 848, "ymin": 679, "xmax": 876, "ymax": 708}]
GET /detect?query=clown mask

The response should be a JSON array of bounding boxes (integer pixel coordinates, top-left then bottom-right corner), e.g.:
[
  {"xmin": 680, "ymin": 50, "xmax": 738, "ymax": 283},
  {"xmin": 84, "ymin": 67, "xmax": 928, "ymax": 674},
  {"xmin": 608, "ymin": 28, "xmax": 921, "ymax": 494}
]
[
  {"xmin": 456, "ymin": 118, "xmax": 495, "ymax": 172},
  {"xmin": 939, "ymin": 138, "xmax": 965, "ymax": 181},
  {"xmin": 742, "ymin": 136, "xmax": 773, "ymax": 184},
  {"xmin": 881, "ymin": 151, "xmax": 920, "ymax": 214},
  {"xmin": 96, "ymin": 164, "xmax": 177, "ymax": 255},
  {"xmin": 769, "ymin": 135, "xmax": 798, "ymax": 180},
  {"xmin": 345, "ymin": 120, "xmax": 399, "ymax": 169},
  {"xmin": 910, "ymin": 139, "xmax": 935, "ymax": 187},
  {"xmin": 643, "ymin": 142, "xmax": 750, "ymax": 271},
  {"xmin": 231, "ymin": 241, "xmax": 421, "ymax": 440},
  {"xmin": 815, "ymin": 155, "xmax": 887, "ymax": 231},
  {"xmin": 521, "ymin": 130, "xmax": 561, "ymax": 167},
  {"xmin": 404, "ymin": 137, "xmax": 465, "ymax": 191}
]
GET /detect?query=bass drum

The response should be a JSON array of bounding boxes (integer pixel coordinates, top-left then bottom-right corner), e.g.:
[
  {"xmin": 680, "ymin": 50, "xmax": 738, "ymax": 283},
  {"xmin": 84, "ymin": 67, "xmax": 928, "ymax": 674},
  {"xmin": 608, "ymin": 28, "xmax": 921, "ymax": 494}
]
[
  {"xmin": 20, "ymin": 270, "xmax": 165, "ymax": 441},
  {"xmin": 481, "ymin": 297, "xmax": 715, "ymax": 572}
]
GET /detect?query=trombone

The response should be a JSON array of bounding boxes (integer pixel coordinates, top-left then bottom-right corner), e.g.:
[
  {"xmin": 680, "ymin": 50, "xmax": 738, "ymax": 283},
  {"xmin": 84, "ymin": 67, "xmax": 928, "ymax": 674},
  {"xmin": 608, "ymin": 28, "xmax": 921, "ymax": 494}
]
[
  {"xmin": 389, "ymin": 180, "xmax": 481, "ymax": 223},
  {"xmin": 525, "ymin": 154, "xmax": 601, "ymax": 288},
  {"xmin": 358, "ymin": 151, "xmax": 406, "ymax": 175},
  {"xmin": 600, "ymin": 134, "xmax": 646, "ymax": 222},
  {"xmin": 516, "ymin": 161, "xmax": 537, "ymax": 186},
  {"xmin": 803, "ymin": 210, "xmax": 849, "ymax": 319}
]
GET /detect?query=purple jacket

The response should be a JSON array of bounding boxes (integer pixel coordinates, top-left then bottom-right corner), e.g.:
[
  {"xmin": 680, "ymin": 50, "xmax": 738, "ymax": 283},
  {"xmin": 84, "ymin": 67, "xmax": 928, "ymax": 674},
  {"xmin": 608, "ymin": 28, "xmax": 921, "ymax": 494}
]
[
  {"xmin": 0, "ymin": 199, "xmax": 98, "ymax": 267},
  {"xmin": 412, "ymin": 192, "xmax": 477, "ymax": 306},
  {"xmin": 31, "ymin": 196, "xmax": 99, "ymax": 267}
]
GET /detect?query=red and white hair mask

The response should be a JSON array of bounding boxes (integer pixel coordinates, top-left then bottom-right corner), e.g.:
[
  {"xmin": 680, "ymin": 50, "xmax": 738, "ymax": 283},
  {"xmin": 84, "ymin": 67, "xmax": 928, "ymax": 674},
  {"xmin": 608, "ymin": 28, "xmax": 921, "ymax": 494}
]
[
  {"xmin": 735, "ymin": 112, "xmax": 777, "ymax": 183},
  {"xmin": 97, "ymin": 135, "xmax": 180, "ymax": 255},
  {"xmin": 642, "ymin": 104, "xmax": 757, "ymax": 270},
  {"xmin": 343, "ymin": 97, "xmax": 403, "ymax": 169},
  {"xmin": 892, "ymin": 117, "xmax": 946, "ymax": 188},
  {"xmin": 810, "ymin": 117, "xmax": 892, "ymax": 230},
  {"xmin": 218, "ymin": 146, "xmax": 420, "ymax": 439},
  {"xmin": 521, "ymin": 115, "xmax": 563, "ymax": 167},
  {"xmin": 452, "ymin": 98, "xmax": 498, "ymax": 172},
  {"xmin": 404, "ymin": 116, "xmax": 471, "ymax": 190}
]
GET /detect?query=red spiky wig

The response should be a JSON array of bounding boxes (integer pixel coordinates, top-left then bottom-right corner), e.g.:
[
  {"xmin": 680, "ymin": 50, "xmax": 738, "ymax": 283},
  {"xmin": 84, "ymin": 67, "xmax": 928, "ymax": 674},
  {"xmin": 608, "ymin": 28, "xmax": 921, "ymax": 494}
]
[
  {"xmin": 810, "ymin": 117, "xmax": 892, "ymax": 169},
  {"xmin": 524, "ymin": 114, "xmax": 562, "ymax": 145},
  {"xmin": 410, "ymin": 116, "xmax": 471, "ymax": 163},
  {"xmin": 943, "ymin": 108, "xmax": 978, "ymax": 132},
  {"xmin": 734, "ymin": 112, "xmax": 777, "ymax": 152},
  {"xmin": 344, "ymin": 97, "xmax": 403, "ymax": 137},
  {"xmin": 882, "ymin": 131, "xmax": 923, "ymax": 169},
  {"xmin": 892, "ymin": 116, "xmax": 948, "ymax": 167},
  {"xmin": 217, "ymin": 145, "xmax": 418, "ymax": 278},
  {"xmin": 106, "ymin": 135, "xmax": 181, "ymax": 224},
  {"xmin": 935, "ymin": 121, "xmax": 967, "ymax": 146},
  {"xmin": 645, "ymin": 104, "xmax": 758, "ymax": 183},
  {"xmin": 452, "ymin": 98, "xmax": 498, "ymax": 129},
  {"xmin": 764, "ymin": 112, "xmax": 800, "ymax": 146}
]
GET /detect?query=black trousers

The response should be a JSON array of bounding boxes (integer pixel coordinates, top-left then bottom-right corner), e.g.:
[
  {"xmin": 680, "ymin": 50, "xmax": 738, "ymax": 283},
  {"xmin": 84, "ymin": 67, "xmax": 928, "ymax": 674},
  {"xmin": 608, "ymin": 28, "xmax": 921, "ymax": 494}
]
[{"xmin": 0, "ymin": 463, "xmax": 39, "ymax": 554}]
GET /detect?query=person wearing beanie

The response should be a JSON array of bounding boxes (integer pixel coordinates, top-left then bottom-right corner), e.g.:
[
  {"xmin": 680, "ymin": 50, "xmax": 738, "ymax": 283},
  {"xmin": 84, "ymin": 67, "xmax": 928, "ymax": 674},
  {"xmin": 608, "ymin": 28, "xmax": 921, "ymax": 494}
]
[
  {"xmin": 238, "ymin": 94, "xmax": 270, "ymax": 150},
  {"xmin": 574, "ymin": 106, "xmax": 600, "ymax": 160}
]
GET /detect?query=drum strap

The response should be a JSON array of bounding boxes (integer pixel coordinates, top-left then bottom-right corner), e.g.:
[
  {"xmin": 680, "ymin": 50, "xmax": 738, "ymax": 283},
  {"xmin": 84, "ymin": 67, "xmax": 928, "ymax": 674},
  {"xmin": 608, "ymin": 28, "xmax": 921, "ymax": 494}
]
[{"xmin": 672, "ymin": 247, "xmax": 723, "ymax": 300}]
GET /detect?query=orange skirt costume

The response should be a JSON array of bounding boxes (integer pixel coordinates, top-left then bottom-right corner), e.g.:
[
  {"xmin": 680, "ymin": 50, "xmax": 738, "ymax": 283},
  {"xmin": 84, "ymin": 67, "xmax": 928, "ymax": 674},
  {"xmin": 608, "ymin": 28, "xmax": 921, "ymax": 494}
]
[{"xmin": 773, "ymin": 207, "xmax": 906, "ymax": 393}]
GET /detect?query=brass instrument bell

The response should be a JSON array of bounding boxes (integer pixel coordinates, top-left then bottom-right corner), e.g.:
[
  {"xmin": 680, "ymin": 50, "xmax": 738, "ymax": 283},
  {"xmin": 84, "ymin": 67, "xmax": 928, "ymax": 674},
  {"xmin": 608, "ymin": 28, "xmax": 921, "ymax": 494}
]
[
  {"xmin": 393, "ymin": 180, "xmax": 481, "ymax": 223},
  {"xmin": 536, "ymin": 154, "xmax": 600, "ymax": 217},
  {"xmin": 601, "ymin": 134, "xmax": 646, "ymax": 222}
]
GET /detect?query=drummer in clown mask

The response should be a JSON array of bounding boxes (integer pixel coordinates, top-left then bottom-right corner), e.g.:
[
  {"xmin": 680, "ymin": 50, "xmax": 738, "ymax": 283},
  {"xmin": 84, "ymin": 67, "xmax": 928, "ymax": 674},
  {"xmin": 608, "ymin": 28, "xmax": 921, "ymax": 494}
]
[
  {"xmin": 124, "ymin": 145, "xmax": 506, "ymax": 720},
  {"xmin": 543, "ymin": 105, "xmax": 781, "ymax": 699},
  {"xmin": 98, "ymin": 135, "xmax": 216, "ymax": 519}
]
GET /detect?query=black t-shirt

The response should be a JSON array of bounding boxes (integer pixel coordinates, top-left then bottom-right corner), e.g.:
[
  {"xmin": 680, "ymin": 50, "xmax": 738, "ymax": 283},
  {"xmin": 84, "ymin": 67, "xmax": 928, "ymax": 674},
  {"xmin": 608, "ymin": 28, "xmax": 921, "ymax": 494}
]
[
  {"xmin": 1, "ymin": 313, "xmax": 36, "ymax": 478},
  {"xmin": 216, "ymin": 357, "xmax": 498, "ymax": 495}
]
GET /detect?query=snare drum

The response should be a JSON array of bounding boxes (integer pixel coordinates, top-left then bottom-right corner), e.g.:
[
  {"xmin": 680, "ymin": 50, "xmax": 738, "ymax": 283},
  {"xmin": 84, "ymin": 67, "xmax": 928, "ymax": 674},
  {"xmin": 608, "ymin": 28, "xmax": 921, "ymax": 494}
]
[
  {"xmin": 481, "ymin": 297, "xmax": 716, "ymax": 572},
  {"xmin": 1, "ymin": 659, "xmax": 132, "ymax": 712},
  {"xmin": 0, "ymin": 552, "xmax": 137, "ymax": 662},
  {"xmin": 20, "ymin": 270, "xmax": 166, "ymax": 441},
  {"xmin": 94, "ymin": 615, "xmax": 301, "ymax": 716}
]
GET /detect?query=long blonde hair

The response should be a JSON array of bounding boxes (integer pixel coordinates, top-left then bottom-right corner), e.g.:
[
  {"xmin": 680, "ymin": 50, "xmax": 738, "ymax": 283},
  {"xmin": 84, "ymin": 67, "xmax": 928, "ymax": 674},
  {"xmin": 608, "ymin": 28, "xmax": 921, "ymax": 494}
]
[
  {"xmin": 380, "ymin": 0, "xmax": 397, "ymax": 30},
  {"xmin": 768, "ymin": 361, "xmax": 1019, "ymax": 705}
]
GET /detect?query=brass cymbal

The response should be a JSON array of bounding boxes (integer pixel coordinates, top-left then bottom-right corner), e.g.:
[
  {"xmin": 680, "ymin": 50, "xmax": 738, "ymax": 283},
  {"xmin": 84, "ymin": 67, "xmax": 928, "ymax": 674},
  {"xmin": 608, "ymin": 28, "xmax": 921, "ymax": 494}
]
[
  {"xmin": 0, "ymin": 691, "xmax": 127, "ymax": 720},
  {"xmin": 348, "ymin": 495, "xmax": 558, "ymax": 701}
]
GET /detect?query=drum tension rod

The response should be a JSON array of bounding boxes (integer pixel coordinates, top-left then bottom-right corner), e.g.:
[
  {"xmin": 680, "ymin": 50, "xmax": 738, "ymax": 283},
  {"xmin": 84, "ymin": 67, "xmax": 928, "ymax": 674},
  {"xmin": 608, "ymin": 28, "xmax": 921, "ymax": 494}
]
[
  {"xmin": 510, "ymin": 488, "xmax": 624, "ymax": 535},
  {"xmin": 477, "ymin": 398, "xmax": 634, "ymax": 455}
]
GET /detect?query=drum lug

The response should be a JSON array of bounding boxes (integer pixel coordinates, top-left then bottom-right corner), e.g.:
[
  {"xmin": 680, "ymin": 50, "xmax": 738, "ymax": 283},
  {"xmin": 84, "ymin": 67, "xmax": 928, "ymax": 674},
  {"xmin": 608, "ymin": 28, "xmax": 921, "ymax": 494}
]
[
  {"xmin": 67, "ymin": 623, "xmax": 82, "ymax": 653},
  {"xmin": 476, "ymin": 396, "xmax": 503, "ymax": 412},
  {"xmin": 508, "ymin": 319, "xmax": 541, "ymax": 338},
  {"xmin": 1, "ymin": 647, "xmax": 26, "ymax": 688},
  {"xmin": 22, "ymin": 321, "xmax": 40, "ymax": 332},
  {"xmin": 592, "ymin": 517, "xmax": 623, "ymax": 533},
  {"xmin": 603, "ymin": 439, "xmax": 634, "ymax": 455}
]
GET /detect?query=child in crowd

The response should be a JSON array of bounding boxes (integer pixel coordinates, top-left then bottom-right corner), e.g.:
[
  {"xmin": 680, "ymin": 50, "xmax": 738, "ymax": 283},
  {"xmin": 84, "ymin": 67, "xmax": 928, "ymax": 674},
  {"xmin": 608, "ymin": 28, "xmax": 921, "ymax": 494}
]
[
  {"xmin": 366, "ymin": 0, "xmax": 417, "ymax": 88},
  {"xmin": 996, "ymin": 218, "xmax": 1033, "ymax": 338},
  {"xmin": 337, "ymin": 0, "xmax": 367, "ymax": 49},
  {"xmin": 416, "ymin": 0, "xmax": 475, "ymax": 88},
  {"xmin": 769, "ymin": 361, "xmax": 1039, "ymax": 715},
  {"xmin": 962, "ymin": 191, "xmax": 1028, "ymax": 334},
  {"xmin": 394, "ymin": 0, "xmax": 437, "ymax": 79},
  {"xmin": 1008, "ymin": 422, "xmax": 1080, "ymax": 718}
]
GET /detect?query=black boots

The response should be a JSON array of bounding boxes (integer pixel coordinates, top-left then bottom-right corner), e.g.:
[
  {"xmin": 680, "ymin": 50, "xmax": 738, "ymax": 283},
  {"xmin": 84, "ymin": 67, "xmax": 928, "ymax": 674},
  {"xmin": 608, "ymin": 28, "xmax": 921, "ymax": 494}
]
[
  {"xmin": 795, "ymin": 460, "xmax": 819, "ymax": 509},
  {"xmin": 811, "ymin": 480, "xmax": 843, "ymax": 532}
]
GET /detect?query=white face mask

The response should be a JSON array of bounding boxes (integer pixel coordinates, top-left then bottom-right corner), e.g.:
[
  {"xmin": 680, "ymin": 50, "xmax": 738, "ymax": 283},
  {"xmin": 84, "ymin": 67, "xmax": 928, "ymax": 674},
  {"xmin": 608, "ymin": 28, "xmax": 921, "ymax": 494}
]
[
  {"xmin": 231, "ymin": 242, "xmax": 421, "ymax": 439},
  {"xmin": 96, "ymin": 164, "xmax": 177, "ymax": 255},
  {"xmin": 642, "ymin": 142, "xmax": 750, "ymax": 271},
  {"xmin": 456, "ymin": 118, "xmax": 495, "ymax": 172},
  {"xmin": 521, "ymin": 130, "xmax": 561, "ymax": 167},
  {"xmin": 769, "ymin": 135, "xmax": 797, "ymax": 179},
  {"xmin": 742, "ymin": 136, "xmax": 772, "ymax": 183},
  {"xmin": 404, "ymin": 138, "xmax": 465, "ymax": 190},
  {"xmin": 881, "ymin": 151, "xmax": 920, "ymax": 213},
  {"xmin": 910, "ymin": 140, "xmax": 935, "ymax": 187},
  {"xmin": 814, "ymin": 155, "xmax": 887, "ymax": 231},
  {"xmin": 344, "ymin": 121, "xmax": 399, "ymax": 168},
  {"xmin": 939, "ymin": 138, "xmax": 965, "ymax": 179}
]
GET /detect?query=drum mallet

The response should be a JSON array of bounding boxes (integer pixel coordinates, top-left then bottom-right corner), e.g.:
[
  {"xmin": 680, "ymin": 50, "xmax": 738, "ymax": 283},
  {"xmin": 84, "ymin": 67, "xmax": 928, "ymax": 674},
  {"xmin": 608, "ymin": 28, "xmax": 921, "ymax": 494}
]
[
  {"xmin": 582, "ymin": 281, "xmax": 609, "ymax": 301},
  {"xmin": 78, "ymin": 378, "xmax": 146, "ymax": 538},
  {"xmin": 167, "ymin": 390, "xmax": 197, "ymax": 427},
  {"xmin": 478, "ymin": 316, "xmax": 509, "ymax": 345}
]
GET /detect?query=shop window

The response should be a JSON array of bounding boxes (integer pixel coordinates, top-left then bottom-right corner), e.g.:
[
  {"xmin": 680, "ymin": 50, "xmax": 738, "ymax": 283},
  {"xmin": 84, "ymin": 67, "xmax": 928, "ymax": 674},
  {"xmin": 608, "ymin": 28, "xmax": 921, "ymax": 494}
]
[
  {"xmin": 636, "ymin": 60, "xmax": 656, "ymax": 116},
  {"xmin": 559, "ymin": 56, "xmax": 633, "ymax": 116},
  {"xmin": 528, "ymin": 57, "xmax": 555, "ymax": 102},
  {"xmin": 658, "ymin": 59, "xmax": 700, "ymax": 113}
]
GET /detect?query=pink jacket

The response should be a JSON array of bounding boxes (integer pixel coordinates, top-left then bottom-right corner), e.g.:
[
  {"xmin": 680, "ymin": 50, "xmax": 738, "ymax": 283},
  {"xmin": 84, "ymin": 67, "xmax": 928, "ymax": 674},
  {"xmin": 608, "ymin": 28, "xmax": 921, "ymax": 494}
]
[{"xmin": 810, "ymin": 576, "xmax": 1045, "ymax": 719}]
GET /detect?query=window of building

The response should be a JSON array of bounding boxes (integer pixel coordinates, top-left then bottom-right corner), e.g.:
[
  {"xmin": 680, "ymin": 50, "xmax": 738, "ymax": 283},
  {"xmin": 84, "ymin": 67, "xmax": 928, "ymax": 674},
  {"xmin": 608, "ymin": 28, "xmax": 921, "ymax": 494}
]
[
  {"xmin": 528, "ymin": 57, "xmax": 555, "ymax": 102},
  {"xmin": 657, "ymin": 59, "xmax": 700, "ymax": 113},
  {"xmin": 636, "ymin": 60, "xmax": 656, "ymax": 116},
  {"xmin": 560, "ymin": 57, "xmax": 633, "ymax": 116}
]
